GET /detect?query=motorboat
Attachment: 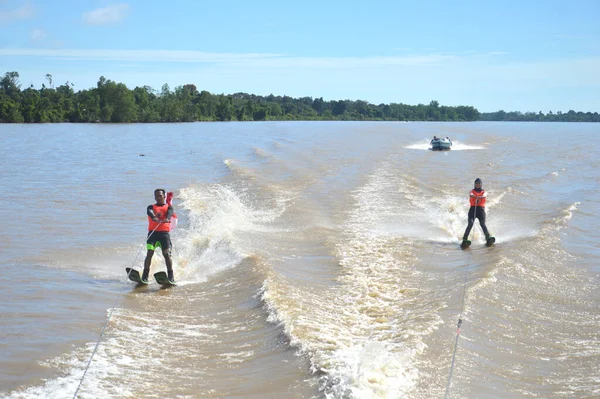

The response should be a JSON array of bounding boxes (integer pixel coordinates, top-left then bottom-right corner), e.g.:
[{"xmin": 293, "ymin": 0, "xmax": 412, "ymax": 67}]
[{"xmin": 430, "ymin": 136, "xmax": 452, "ymax": 151}]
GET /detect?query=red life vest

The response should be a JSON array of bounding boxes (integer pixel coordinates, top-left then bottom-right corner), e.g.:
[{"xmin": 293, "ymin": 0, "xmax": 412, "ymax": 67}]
[
  {"xmin": 469, "ymin": 189, "xmax": 487, "ymax": 207},
  {"xmin": 148, "ymin": 204, "xmax": 172, "ymax": 232}
]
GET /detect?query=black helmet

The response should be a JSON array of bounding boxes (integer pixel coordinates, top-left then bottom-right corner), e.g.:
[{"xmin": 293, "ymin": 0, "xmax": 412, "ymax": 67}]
[{"xmin": 474, "ymin": 178, "xmax": 482, "ymax": 186}]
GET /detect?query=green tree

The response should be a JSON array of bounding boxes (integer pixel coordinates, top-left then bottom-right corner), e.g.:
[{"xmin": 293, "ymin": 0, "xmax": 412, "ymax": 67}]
[
  {"xmin": 1, "ymin": 71, "xmax": 21, "ymax": 98},
  {"xmin": 253, "ymin": 106, "xmax": 269, "ymax": 121},
  {"xmin": 215, "ymin": 96, "xmax": 234, "ymax": 121},
  {"xmin": 0, "ymin": 93, "xmax": 24, "ymax": 122},
  {"xmin": 20, "ymin": 87, "xmax": 40, "ymax": 122}
]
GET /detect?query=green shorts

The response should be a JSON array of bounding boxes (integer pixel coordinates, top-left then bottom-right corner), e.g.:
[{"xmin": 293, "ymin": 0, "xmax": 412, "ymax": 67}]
[{"xmin": 146, "ymin": 231, "xmax": 172, "ymax": 253}]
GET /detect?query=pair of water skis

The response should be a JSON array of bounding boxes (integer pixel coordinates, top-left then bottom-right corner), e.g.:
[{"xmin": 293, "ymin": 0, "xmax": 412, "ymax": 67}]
[
  {"xmin": 460, "ymin": 236, "xmax": 495, "ymax": 250},
  {"xmin": 125, "ymin": 267, "xmax": 176, "ymax": 287}
]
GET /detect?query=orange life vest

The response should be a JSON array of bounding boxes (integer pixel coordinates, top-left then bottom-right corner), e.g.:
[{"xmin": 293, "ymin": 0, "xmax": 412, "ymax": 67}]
[
  {"xmin": 469, "ymin": 189, "xmax": 487, "ymax": 207},
  {"xmin": 148, "ymin": 204, "xmax": 172, "ymax": 232}
]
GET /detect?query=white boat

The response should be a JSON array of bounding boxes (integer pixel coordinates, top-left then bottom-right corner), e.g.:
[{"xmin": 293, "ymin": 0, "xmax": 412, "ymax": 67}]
[{"xmin": 430, "ymin": 136, "xmax": 452, "ymax": 151}]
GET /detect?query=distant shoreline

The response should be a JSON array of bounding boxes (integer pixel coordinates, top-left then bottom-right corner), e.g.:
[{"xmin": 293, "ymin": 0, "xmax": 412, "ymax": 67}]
[
  {"xmin": 2, "ymin": 120, "xmax": 598, "ymax": 125},
  {"xmin": 1, "ymin": 71, "xmax": 598, "ymax": 123}
]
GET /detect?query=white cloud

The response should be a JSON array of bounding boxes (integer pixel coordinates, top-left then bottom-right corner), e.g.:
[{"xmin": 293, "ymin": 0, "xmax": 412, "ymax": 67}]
[
  {"xmin": 0, "ymin": 48, "xmax": 283, "ymax": 63},
  {"xmin": 2, "ymin": 49, "xmax": 599, "ymax": 90},
  {"xmin": 82, "ymin": 3, "xmax": 129, "ymax": 26},
  {"xmin": 30, "ymin": 28, "xmax": 47, "ymax": 42},
  {"xmin": 0, "ymin": 48, "xmax": 456, "ymax": 68},
  {"xmin": 553, "ymin": 34, "xmax": 589, "ymax": 40},
  {"xmin": 0, "ymin": 2, "xmax": 34, "ymax": 24}
]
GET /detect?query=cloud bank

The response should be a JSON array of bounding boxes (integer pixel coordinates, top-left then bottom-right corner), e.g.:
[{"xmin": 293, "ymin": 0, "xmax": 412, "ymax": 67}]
[
  {"xmin": 0, "ymin": 2, "xmax": 34, "ymax": 23},
  {"xmin": 82, "ymin": 3, "xmax": 129, "ymax": 26}
]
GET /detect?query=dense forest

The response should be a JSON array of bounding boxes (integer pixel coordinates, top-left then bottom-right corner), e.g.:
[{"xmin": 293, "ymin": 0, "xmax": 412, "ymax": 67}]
[
  {"xmin": 0, "ymin": 71, "xmax": 597, "ymax": 123},
  {"xmin": 478, "ymin": 109, "xmax": 599, "ymax": 122}
]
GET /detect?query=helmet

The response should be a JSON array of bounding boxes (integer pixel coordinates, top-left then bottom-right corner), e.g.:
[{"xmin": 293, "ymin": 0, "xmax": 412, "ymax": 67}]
[{"xmin": 474, "ymin": 178, "xmax": 482, "ymax": 186}]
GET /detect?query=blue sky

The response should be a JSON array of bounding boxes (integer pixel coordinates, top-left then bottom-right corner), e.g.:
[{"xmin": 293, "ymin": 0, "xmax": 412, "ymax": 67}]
[{"xmin": 1, "ymin": 0, "xmax": 598, "ymax": 112}]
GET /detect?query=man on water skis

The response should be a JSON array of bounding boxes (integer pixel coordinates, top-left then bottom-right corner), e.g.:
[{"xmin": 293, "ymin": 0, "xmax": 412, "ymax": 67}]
[
  {"xmin": 461, "ymin": 178, "xmax": 495, "ymax": 249},
  {"xmin": 142, "ymin": 188, "xmax": 176, "ymax": 284}
]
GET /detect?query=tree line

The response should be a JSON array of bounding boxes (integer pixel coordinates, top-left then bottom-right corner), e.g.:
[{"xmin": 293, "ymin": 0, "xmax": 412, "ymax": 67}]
[
  {"xmin": 479, "ymin": 109, "xmax": 599, "ymax": 122},
  {"xmin": 0, "ymin": 71, "xmax": 478, "ymax": 123},
  {"xmin": 0, "ymin": 71, "xmax": 596, "ymax": 123}
]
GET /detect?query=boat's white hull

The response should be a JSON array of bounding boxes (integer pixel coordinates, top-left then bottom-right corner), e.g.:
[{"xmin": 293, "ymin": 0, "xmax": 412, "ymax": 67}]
[{"xmin": 431, "ymin": 139, "xmax": 452, "ymax": 151}]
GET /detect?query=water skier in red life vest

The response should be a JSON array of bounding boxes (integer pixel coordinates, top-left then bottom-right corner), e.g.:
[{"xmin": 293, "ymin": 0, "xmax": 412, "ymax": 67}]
[
  {"xmin": 461, "ymin": 178, "xmax": 495, "ymax": 248},
  {"xmin": 142, "ymin": 188, "xmax": 175, "ymax": 283}
]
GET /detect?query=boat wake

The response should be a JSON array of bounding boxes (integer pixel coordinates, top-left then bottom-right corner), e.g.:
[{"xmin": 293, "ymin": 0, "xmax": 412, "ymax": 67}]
[{"xmin": 405, "ymin": 139, "xmax": 485, "ymax": 151}]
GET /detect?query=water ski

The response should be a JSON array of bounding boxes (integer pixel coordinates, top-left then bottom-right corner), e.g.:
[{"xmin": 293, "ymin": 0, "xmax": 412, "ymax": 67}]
[
  {"xmin": 154, "ymin": 271, "xmax": 176, "ymax": 286},
  {"xmin": 126, "ymin": 267, "xmax": 148, "ymax": 285},
  {"xmin": 486, "ymin": 237, "xmax": 496, "ymax": 247},
  {"xmin": 460, "ymin": 240, "xmax": 471, "ymax": 250}
]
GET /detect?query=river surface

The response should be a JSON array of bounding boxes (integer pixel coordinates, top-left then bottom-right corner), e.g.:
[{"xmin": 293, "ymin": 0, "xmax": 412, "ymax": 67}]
[{"xmin": 1, "ymin": 121, "xmax": 598, "ymax": 398}]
